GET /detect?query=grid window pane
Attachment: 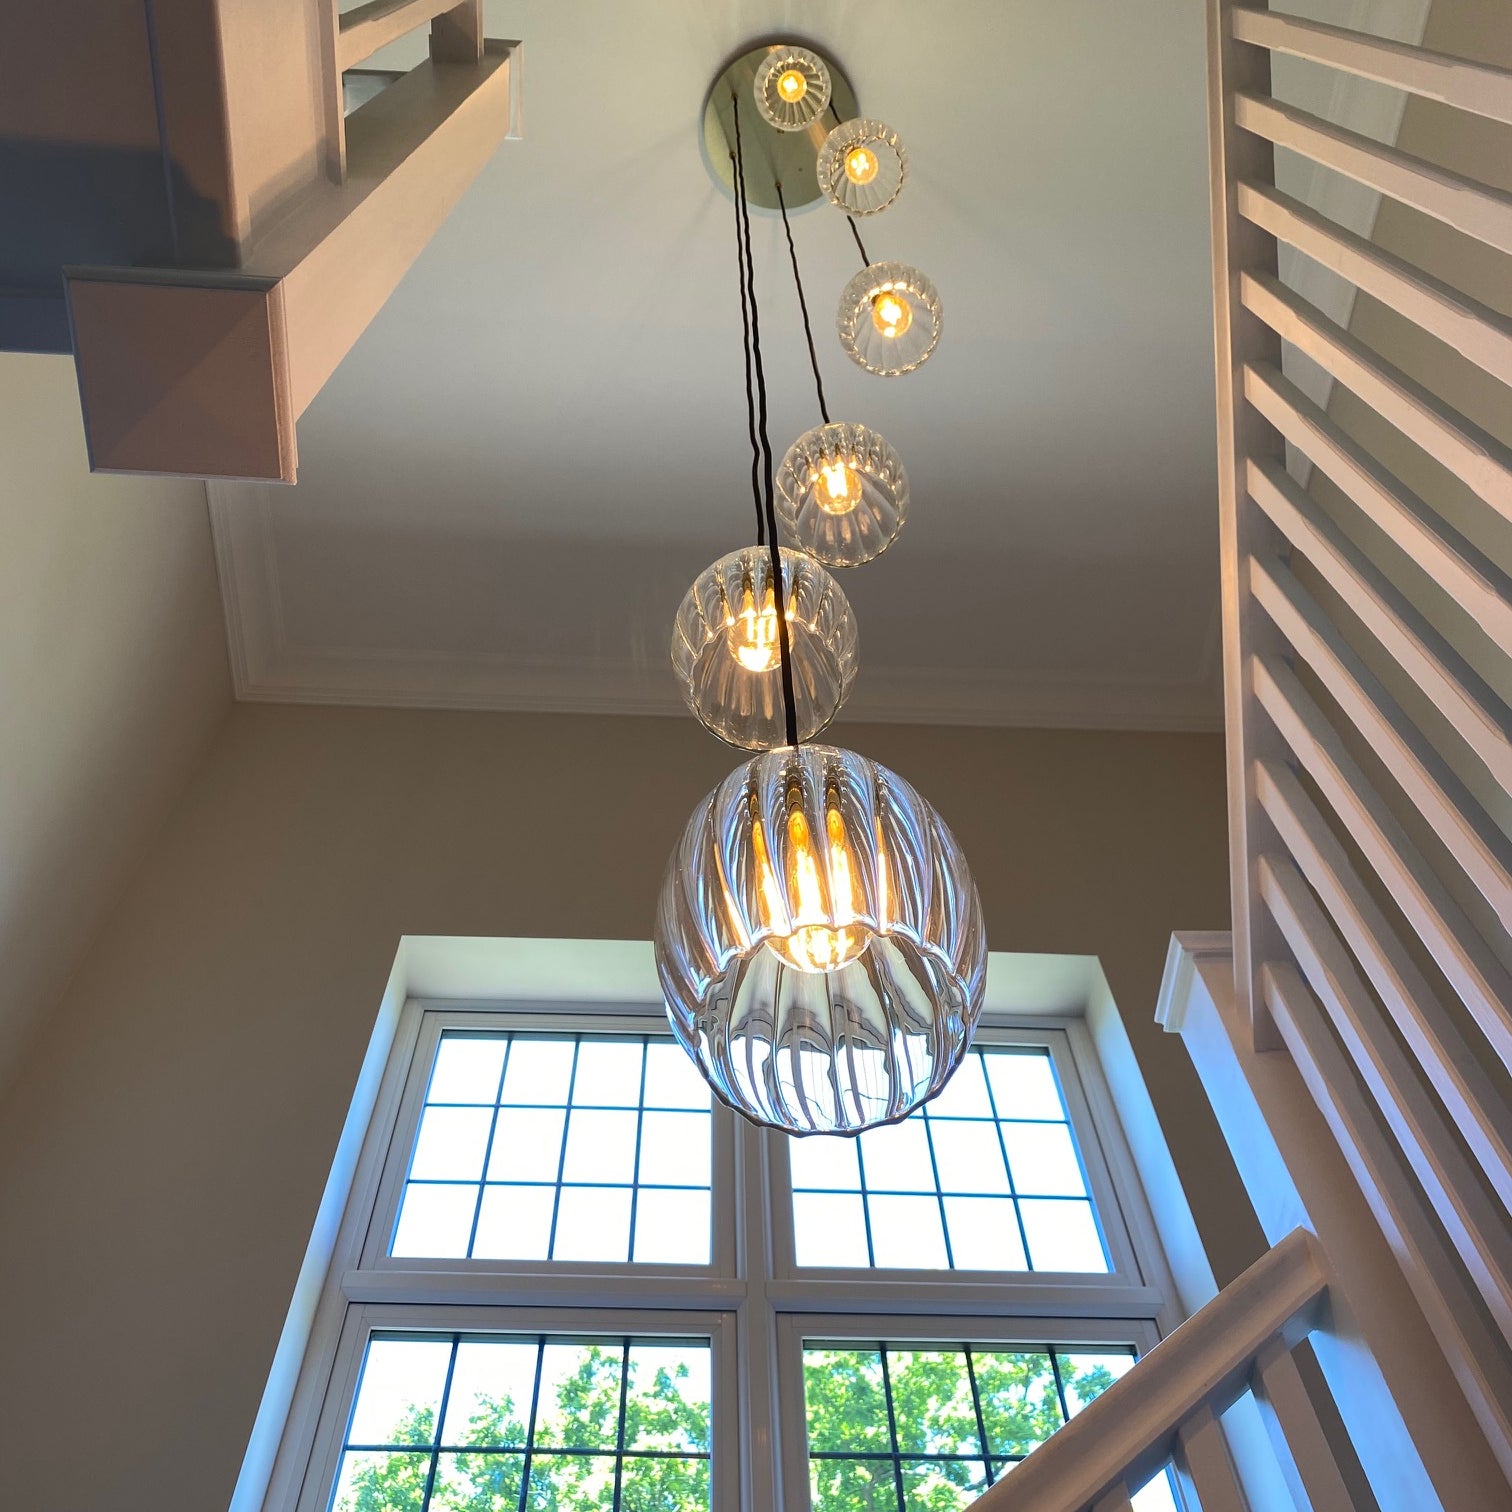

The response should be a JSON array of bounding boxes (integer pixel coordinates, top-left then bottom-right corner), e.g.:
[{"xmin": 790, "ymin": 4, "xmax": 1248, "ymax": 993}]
[
  {"xmin": 788, "ymin": 1047, "xmax": 1109, "ymax": 1274},
  {"xmin": 802, "ymin": 1342, "xmax": 1165, "ymax": 1506},
  {"xmin": 335, "ymin": 1334, "xmax": 712, "ymax": 1512},
  {"xmin": 391, "ymin": 1032, "xmax": 713, "ymax": 1264}
]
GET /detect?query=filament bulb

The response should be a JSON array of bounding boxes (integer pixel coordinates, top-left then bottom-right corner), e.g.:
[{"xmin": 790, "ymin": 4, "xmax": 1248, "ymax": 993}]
[
  {"xmin": 844, "ymin": 145, "xmax": 880, "ymax": 186},
  {"xmin": 763, "ymin": 799, "xmax": 872, "ymax": 974},
  {"xmin": 871, "ymin": 292, "xmax": 912, "ymax": 339},
  {"xmin": 727, "ymin": 584, "xmax": 781, "ymax": 673},
  {"xmin": 776, "ymin": 68, "xmax": 807, "ymax": 103},
  {"xmin": 814, "ymin": 461, "xmax": 864, "ymax": 515}
]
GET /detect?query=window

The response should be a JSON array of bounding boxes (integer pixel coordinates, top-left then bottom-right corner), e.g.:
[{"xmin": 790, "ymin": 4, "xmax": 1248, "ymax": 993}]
[{"xmin": 258, "ymin": 1001, "xmax": 1183, "ymax": 1512}]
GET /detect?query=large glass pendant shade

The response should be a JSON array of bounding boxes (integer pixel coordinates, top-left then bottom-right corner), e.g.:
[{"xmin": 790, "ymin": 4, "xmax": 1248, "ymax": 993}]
[
  {"xmin": 837, "ymin": 261, "xmax": 943, "ymax": 377},
  {"xmin": 777, "ymin": 421, "xmax": 909, "ymax": 567},
  {"xmin": 817, "ymin": 118, "xmax": 908, "ymax": 216},
  {"xmin": 671, "ymin": 546, "xmax": 858, "ymax": 751},
  {"xmin": 753, "ymin": 46, "xmax": 832, "ymax": 131},
  {"xmin": 655, "ymin": 744, "xmax": 988, "ymax": 1135}
]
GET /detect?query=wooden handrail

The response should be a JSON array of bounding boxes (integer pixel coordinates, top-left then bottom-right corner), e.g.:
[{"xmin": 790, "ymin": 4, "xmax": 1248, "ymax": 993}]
[
  {"xmin": 967, "ymin": 1230, "xmax": 1327, "ymax": 1510},
  {"xmin": 1230, "ymin": 7, "xmax": 1512, "ymax": 124}
]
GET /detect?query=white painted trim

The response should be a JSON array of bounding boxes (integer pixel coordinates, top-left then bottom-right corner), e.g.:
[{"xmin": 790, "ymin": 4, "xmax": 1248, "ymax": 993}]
[
  {"xmin": 1161, "ymin": 935, "xmax": 1509, "ymax": 1509},
  {"xmin": 1268, "ymin": 0, "xmax": 1432, "ymax": 485},
  {"xmin": 234, "ymin": 937, "xmax": 1206, "ymax": 1512},
  {"xmin": 206, "ymin": 485, "xmax": 1224, "ymax": 733}
]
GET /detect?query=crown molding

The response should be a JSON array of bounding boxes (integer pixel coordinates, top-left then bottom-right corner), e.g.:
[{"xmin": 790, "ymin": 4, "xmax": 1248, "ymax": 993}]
[{"xmin": 209, "ymin": 485, "xmax": 1223, "ymax": 733}]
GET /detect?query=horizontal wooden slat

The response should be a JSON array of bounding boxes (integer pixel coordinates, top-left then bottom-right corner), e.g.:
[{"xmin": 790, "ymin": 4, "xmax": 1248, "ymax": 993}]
[
  {"xmin": 1252, "ymin": 654, "xmax": 1512, "ymax": 1076},
  {"xmin": 1172, "ymin": 1405, "xmax": 1251, "ymax": 1512},
  {"xmin": 968, "ymin": 1230, "xmax": 1327, "ymax": 1512},
  {"xmin": 1238, "ymin": 184, "xmax": 1512, "ymax": 389},
  {"xmin": 1235, "ymin": 92, "xmax": 1512, "ymax": 255},
  {"xmin": 1259, "ymin": 855, "xmax": 1512, "ymax": 1342},
  {"xmin": 1242, "ymin": 365, "xmax": 1512, "ymax": 650},
  {"xmin": 337, "ymin": 0, "xmax": 455, "ymax": 71},
  {"xmin": 1256, "ymin": 757, "xmax": 1512, "ymax": 1213},
  {"xmin": 1246, "ymin": 456, "xmax": 1512, "ymax": 789},
  {"xmin": 1231, "ymin": 8, "xmax": 1512, "ymax": 125},
  {"xmin": 1241, "ymin": 273, "xmax": 1512, "ymax": 521},
  {"xmin": 1260, "ymin": 961, "xmax": 1512, "ymax": 1468},
  {"xmin": 1250, "ymin": 556, "xmax": 1512, "ymax": 929}
]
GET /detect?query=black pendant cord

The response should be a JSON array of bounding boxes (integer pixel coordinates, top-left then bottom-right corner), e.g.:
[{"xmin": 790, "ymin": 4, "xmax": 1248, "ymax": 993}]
[
  {"xmin": 729, "ymin": 112, "xmax": 763, "ymax": 546},
  {"xmin": 826, "ymin": 101, "xmax": 873, "ymax": 267},
  {"xmin": 774, "ymin": 181, "xmax": 830, "ymax": 426},
  {"xmin": 731, "ymin": 96, "xmax": 800, "ymax": 748}
]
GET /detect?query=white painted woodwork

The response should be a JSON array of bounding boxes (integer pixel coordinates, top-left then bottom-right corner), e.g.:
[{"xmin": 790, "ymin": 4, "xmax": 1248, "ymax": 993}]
[
  {"xmin": 1237, "ymin": 184, "xmax": 1512, "ymax": 390},
  {"xmin": 1172, "ymin": 1405, "xmax": 1251, "ymax": 1512},
  {"xmin": 1242, "ymin": 364, "xmax": 1512, "ymax": 653},
  {"xmin": 1234, "ymin": 93, "xmax": 1512, "ymax": 255},
  {"xmin": 968, "ymin": 1230, "xmax": 1328, "ymax": 1511},
  {"xmin": 1255, "ymin": 757, "xmax": 1512, "ymax": 1214},
  {"xmin": 1165, "ymin": 939, "xmax": 1512, "ymax": 1500},
  {"xmin": 1258, "ymin": 853, "xmax": 1512, "ymax": 1345},
  {"xmin": 1230, "ymin": 8, "xmax": 1512, "ymax": 124},
  {"xmin": 1089, "ymin": 1487, "xmax": 1134, "ymax": 1512},
  {"xmin": 1252, "ymin": 654, "xmax": 1512, "ymax": 1077},
  {"xmin": 1250, "ymin": 1338, "xmax": 1357, "ymax": 1512},
  {"xmin": 1240, "ymin": 272, "xmax": 1512, "ymax": 520},
  {"xmin": 1206, "ymin": 0, "xmax": 1289, "ymax": 1042},
  {"xmin": 1245, "ymin": 456, "xmax": 1512, "ymax": 789},
  {"xmin": 337, "ymin": 0, "xmax": 469, "ymax": 72},
  {"xmin": 1255, "ymin": 959, "xmax": 1512, "ymax": 1478},
  {"xmin": 67, "ymin": 37, "xmax": 518, "ymax": 481},
  {"xmin": 1249, "ymin": 556, "xmax": 1512, "ymax": 930}
]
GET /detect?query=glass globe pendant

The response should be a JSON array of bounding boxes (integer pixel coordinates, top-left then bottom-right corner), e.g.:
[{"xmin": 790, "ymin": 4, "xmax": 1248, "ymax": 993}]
[
  {"xmin": 671, "ymin": 546, "xmax": 858, "ymax": 750},
  {"xmin": 837, "ymin": 261, "xmax": 943, "ymax": 377},
  {"xmin": 817, "ymin": 119, "xmax": 908, "ymax": 216},
  {"xmin": 753, "ymin": 45, "xmax": 832, "ymax": 131},
  {"xmin": 655, "ymin": 744, "xmax": 988, "ymax": 1135},
  {"xmin": 776, "ymin": 422, "xmax": 909, "ymax": 567}
]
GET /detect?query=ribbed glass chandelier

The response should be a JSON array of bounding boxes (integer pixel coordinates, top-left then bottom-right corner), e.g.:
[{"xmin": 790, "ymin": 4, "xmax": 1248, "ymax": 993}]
[
  {"xmin": 656, "ymin": 745, "xmax": 986, "ymax": 1133},
  {"xmin": 817, "ymin": 118, "xmax": 908, "ymax": 216},
  {"xmin": 657, "ymin": 44, "xmax": 982, "ymax": 1136},
  {"xmin": 671, "ymin": 546, "xmax": 858, "ymax": 749},
  {"xmin": 838, "ymin": 261, "xmax": 943, "ymax": 377}
]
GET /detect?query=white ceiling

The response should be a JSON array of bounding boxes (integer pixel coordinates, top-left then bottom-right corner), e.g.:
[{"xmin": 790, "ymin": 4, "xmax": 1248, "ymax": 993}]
[{"xmin": 215, "ymin": 0, "xmax": 1233, "ymax": 731}]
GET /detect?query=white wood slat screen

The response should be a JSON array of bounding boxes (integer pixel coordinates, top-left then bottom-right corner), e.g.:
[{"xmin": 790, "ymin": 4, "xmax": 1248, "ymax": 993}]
[{"xmin": 1208, "ymin": 0, "xmax": 1512, "ymax": 1484}]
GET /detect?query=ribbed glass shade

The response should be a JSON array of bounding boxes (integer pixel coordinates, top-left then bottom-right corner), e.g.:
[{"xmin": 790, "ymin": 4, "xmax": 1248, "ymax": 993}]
[
  {"xmin": 837, "ymin": 261, "xmax": 943, "ymax": 377},
  {"xmin": 671, "ymin": 547, "xmax": 858, "ymax": 751},
  {"xmin": 817, "ymin": 118, "xmax": 908, "ymax": 216},
  {"xmin": 655, "ymin": 744, "xmax": 988, "ymax": 1135},
  {"xmin": 753, "ymin": 46, "xmax": 832, "ymax": 131},
  {"xmin": 776, "ymin": 422, "xmax": 909, "ymax": 567}
]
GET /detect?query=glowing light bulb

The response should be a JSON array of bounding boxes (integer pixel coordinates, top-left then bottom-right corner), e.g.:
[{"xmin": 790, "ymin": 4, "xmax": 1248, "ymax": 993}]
[
  {"xmin": 844, "ymin": 145, "xmax": 880, "ymax": 186},
  {"xmin": 726, "ymin": 584, "xmax": 781, "ymax": 672},
  {"xmin": 764, "ymin": 797, "xmax": 873, "ymax": 974},
  {"xmin": 871, "ymin": 291, "xmax": 912, "ymax": 340},
  {"xmin": 776, "ymin": 68, "xmax": 807, "ymax": 103},
  {"xmin": 814, "ymin": 460, "xmax": 863, "ymax": 515}
]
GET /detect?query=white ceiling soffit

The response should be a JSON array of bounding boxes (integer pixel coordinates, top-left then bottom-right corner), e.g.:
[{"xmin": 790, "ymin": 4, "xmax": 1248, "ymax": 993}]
[{"xmin": 215, "ymin": 0, "xmax": 1414, "ymax": 736}]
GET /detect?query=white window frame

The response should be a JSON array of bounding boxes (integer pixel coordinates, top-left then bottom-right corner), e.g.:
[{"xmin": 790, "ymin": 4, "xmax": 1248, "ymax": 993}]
[{"xmin": 242, "ymin": 942, "xmax": 1195, "ymax": 1512}]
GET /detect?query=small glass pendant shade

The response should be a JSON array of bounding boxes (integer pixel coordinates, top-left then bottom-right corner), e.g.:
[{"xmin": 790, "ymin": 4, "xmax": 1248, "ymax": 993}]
[
  {"xmin": 837, "ymin": 261, "xmax": 943, "ymax": 377},
  {"xmin": 655, "ymin": 744, "xmax": 988, "ymax": 1135},
  {"xmin": 671, "ymin": 546, "xmax": 858, "ymax": 750},
  {"xmin": 817, "ymin": 119, "xmax": 908, "ymax": 216},
  {"xmin": 776, "ymin": 422, "xmax": 909, "ymax": 567},
  {"xmin": 753, "ymin": 46, "xmax": 832, "ymax": 131}
]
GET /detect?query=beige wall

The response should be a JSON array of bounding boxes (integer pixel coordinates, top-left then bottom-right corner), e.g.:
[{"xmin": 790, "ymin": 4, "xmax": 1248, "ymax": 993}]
[
  {"xmin": 0, "ymin": 352, "xmax": 230, "ymax": 1089},
  {"xmin": 0, "ymin": 703, "xmax": 1244, "ymax": 1512}
]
